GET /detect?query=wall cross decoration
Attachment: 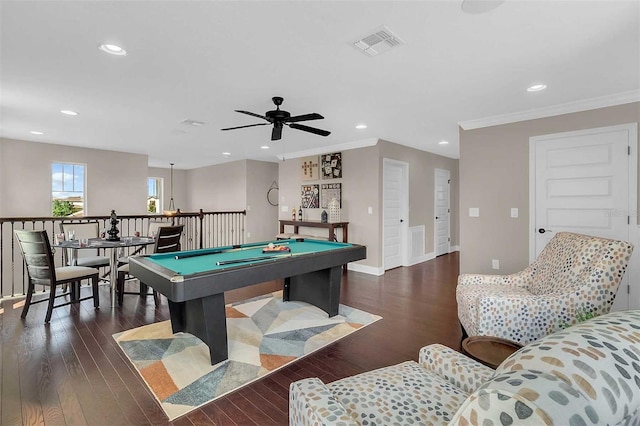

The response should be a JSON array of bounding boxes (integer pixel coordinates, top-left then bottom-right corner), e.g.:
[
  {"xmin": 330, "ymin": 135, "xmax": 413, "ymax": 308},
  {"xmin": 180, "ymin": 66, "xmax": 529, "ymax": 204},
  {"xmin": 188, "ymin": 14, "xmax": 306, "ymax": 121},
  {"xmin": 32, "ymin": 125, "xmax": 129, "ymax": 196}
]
[{"xmin": 301, "ymin": 156, "xmax": 319, "ymax": 181}]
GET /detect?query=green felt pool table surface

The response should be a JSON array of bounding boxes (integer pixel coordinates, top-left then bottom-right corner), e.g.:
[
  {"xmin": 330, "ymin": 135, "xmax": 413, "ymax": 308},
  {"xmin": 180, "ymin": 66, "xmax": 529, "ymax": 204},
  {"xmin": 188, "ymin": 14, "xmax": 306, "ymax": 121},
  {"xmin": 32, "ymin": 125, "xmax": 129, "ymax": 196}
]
[{"xmin": 146, "ymin": 239, "xmax": 351, "ymax": 275}]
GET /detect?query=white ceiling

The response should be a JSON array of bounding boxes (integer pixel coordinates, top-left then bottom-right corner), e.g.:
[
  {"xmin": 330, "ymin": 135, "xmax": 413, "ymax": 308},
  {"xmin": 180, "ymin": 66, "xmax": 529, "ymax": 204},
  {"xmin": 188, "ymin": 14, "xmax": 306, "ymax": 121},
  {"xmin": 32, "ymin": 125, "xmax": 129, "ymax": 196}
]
[{"xmin": 1, "ymin": 1, "xmax": 638, "ymax": 170}]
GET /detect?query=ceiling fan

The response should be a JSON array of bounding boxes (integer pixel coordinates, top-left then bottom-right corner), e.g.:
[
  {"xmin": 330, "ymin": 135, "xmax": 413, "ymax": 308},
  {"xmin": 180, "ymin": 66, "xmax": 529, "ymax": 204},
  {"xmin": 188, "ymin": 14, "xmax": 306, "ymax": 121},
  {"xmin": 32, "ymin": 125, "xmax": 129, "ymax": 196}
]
[{"xmin": 221, "ymin": 96, "xmax": 331, "ymax": 141}]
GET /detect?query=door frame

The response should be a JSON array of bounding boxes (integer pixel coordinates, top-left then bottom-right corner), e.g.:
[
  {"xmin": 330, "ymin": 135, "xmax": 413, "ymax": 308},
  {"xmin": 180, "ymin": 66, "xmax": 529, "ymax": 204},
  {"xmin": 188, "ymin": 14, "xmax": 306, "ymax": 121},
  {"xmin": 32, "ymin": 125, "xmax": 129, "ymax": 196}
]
[
  {"xmin": 528, "ymin": 123, "xmax": 639, "ymax": 308},
  {"xmin": 434, "ymin": 168, "xmax": 451, "ymax": 256},
  {"xmin": 382, "ymin": 158, "xmax": 409, "ymax": 270}
]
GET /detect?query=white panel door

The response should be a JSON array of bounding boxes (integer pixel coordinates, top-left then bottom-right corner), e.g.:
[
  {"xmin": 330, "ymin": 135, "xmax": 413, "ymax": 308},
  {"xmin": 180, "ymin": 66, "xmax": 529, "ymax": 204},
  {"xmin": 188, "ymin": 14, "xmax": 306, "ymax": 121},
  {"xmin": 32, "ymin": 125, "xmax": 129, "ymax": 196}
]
[
  {"xmin": 531, "ymin": 123, "xmax": 637, "ymax": 310},
  {"xmin": 383, "ymin": 159, "xmax": 408, "ymax": 270},
  {"xmin": 435, "ymin": 169, "xmax": 450, "ymax": 256}
]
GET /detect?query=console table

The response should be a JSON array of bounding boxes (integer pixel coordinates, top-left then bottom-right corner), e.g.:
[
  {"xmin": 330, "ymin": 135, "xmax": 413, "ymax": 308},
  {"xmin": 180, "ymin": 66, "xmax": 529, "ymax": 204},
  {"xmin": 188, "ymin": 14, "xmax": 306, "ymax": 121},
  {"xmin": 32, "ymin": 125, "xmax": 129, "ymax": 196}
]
[{"xmin": 279, "ymin": 220, "xmax": 349, "ymax": 243}]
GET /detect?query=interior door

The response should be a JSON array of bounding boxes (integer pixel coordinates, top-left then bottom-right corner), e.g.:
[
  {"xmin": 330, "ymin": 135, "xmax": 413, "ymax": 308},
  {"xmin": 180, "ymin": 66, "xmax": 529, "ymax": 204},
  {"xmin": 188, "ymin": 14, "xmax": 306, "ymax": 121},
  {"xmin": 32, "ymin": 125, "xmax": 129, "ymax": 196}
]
[
  {"xmin": 531, "ymin": 123, "xmax": 637, "ymax": 311},
  {"xmin": 383, "ymin": 159, "xmax": 408, "ymax": 270},
  {"xmin": 434, "ymin": 169, "xmax": 450, "ymax": 256}
]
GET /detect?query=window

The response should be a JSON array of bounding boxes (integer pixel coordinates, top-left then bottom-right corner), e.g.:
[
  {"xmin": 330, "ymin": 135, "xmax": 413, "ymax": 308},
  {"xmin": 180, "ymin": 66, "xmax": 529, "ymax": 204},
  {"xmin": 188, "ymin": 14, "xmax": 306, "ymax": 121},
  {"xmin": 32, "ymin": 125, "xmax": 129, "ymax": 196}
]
[
  {"xmin": 52, "ymin": 162, "xmax": 85, "ymax": 217},
  {"xmin": 148, "ymin": 177, "xmax": 163, "ymax": 214}
]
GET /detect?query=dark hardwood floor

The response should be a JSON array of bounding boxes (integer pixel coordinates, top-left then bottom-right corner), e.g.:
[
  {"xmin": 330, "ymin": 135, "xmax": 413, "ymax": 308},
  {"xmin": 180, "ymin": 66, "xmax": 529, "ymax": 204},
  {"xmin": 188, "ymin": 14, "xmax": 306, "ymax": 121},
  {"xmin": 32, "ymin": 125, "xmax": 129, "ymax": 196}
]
[{"xmin": 0, "ymin": 252, "xmax": 461, "ymax": 425}]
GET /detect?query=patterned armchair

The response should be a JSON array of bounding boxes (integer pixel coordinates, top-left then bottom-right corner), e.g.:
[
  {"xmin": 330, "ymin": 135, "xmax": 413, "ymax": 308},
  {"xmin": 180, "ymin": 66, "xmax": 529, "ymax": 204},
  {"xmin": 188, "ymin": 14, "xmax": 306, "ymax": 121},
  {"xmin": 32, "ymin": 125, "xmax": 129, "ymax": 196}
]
[
  {"xmin": 289, "ymin": 310, "xmax": 640, "ymax": 425},
  {"xmin": 457, "ymin": 232, "xmax": 633, "ymax": 345}
]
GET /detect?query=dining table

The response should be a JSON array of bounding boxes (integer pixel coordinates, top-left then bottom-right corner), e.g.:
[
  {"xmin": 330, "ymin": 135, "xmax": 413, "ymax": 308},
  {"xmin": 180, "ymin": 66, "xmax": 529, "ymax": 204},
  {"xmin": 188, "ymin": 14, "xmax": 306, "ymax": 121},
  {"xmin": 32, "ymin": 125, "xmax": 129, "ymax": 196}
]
[{"xmin": 54, "ymin": 236, "xmax": 155, "ymax": 307}]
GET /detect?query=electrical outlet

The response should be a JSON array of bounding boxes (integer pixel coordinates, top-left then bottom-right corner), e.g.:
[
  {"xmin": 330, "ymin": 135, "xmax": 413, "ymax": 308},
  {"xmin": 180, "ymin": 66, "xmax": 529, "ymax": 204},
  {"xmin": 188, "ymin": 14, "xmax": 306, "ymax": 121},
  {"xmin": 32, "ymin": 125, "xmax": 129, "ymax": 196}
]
[
  {"xmin": 368, "ymin": 207, "xmax": 373, "ymax": 215},
  {"xmin": 469, "ymin": 208, "xmax": 480, "ymax": 217},
  {"xmin": 492, "ymin": 259, "xmax": 500, "ymax": 269},
  {"xmin": 281, "ymin": 205, "xmax": 289, "ymax": 212},
  {"xmin": 511, "ymin": 208, "xmax": 518, "ymax": 218}
]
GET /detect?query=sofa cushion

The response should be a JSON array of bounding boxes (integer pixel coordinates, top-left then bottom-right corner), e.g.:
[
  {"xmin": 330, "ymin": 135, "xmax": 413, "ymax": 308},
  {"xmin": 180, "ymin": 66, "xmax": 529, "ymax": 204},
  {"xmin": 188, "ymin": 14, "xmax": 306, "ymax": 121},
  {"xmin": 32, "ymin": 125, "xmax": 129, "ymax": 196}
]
[{"xmin": 327, "ymin": 361, "xmax": 468, "ymax": 425}]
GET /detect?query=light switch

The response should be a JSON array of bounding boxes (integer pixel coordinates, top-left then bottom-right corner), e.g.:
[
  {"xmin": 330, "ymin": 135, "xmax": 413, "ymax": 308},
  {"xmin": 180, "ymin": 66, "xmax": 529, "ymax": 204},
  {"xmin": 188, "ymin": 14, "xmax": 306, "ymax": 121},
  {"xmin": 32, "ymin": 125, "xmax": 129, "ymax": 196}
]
[
  {"xmin": 469, "ymin": 208, "xmax": 480, "ymax": 217},
  {"xmin": 281, "ymin": 205, "xmax": 289, "ymax": 212},
  {"xmin": 511, "ymin": 208, "xmax": 518, "ymax": 218},
  {"xmin": 367, "ymin": 207, "xmax": 373, "ymax": 215}
]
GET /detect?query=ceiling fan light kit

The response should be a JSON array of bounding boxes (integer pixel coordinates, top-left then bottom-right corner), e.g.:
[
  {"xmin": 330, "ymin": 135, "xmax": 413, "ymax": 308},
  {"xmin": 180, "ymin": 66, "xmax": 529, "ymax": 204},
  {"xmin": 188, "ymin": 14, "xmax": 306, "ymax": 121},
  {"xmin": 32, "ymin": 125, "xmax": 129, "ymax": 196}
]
[{"xmin": 221, "ymin": 96, "xmax": 331, "ymax": 141}]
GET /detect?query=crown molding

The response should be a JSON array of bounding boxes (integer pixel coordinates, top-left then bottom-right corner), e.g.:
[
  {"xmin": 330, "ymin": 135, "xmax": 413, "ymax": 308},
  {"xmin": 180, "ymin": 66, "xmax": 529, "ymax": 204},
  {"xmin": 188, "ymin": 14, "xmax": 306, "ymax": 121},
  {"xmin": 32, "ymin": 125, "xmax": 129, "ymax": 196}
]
[
  {"xmin": 458, "ymin": 90, "xmax": 640, "ymax": 130},
  {"xmin": 275, "ymin": 138, "xmax": 379, "ymax": 161}
]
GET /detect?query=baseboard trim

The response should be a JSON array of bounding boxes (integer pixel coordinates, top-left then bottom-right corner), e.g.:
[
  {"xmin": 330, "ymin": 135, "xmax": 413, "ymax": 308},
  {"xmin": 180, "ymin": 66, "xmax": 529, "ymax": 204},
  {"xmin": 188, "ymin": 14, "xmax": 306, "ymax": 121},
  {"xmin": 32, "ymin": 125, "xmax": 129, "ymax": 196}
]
[
  {"xmin": 348, "ymin": 263, "xmax": 385, "ymax": 276},
  {"xmin": 450, "ymin": 245, "xmax": 460, "ymax": 252}
]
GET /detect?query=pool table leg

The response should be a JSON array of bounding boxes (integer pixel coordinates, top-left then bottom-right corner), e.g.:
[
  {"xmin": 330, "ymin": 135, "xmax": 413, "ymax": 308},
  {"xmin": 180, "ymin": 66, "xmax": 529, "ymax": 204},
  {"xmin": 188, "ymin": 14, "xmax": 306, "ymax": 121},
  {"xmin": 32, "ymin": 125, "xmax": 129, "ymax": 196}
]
[
  {"xmin": 283, "ymin": 266, "xmax": 341, "ymax": 317},
  {"xmin": 167, "ymin": 293, "xmax": 228, "ymax": 365}
]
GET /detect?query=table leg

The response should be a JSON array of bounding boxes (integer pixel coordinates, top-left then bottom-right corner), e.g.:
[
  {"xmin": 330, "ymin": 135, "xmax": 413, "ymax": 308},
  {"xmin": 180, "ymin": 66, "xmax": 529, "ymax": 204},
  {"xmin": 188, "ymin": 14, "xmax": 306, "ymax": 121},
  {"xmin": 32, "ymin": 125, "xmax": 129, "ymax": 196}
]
[
  {"xmin": 168, "ymin": 294, "xmax": 228, "ymax": 365},
  {"xmin": 283, "ymin": 266, "xmax": 341, "ymax": 317},
  {"xmin": 109, "ymin": 248, "xmax": 119, "ymax": 308}
]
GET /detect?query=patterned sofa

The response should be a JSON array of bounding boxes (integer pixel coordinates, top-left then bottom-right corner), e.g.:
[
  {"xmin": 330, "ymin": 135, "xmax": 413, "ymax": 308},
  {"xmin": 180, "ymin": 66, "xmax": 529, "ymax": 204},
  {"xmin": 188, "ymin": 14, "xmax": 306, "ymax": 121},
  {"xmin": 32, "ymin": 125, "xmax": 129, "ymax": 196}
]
[
  {"xmin": 457, "ymin": 232, "xmax": 633, "ymax": 345},
  {"xmin": 289, "ymin": 310, "xmax": 640, "ymax": 425}
]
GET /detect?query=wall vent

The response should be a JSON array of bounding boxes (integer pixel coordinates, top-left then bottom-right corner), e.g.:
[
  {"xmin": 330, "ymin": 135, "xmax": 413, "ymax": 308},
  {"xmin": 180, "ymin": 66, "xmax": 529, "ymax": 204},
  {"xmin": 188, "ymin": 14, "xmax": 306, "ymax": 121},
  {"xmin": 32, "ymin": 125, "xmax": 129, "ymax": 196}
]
[
  {"xmin": 180, "ymin": 119, "xmax": 205, "ymax": 127},
  {"xmin": 352, "ymin": 25, "xmax": 405, "ymax": 57}
]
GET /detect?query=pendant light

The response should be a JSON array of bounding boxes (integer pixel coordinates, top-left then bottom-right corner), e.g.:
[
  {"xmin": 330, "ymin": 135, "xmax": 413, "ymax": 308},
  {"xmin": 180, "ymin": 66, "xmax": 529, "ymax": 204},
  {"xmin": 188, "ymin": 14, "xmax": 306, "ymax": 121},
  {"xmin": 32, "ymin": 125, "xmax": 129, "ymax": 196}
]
[{"xmin": 164, "ymin": 163, "xmax": 178, "ymax": 216}]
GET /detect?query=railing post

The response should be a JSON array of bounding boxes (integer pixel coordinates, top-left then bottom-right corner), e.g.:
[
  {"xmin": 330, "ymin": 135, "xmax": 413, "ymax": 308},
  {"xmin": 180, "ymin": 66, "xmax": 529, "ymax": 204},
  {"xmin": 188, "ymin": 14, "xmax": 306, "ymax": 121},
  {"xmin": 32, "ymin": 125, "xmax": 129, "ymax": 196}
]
[{"xmin": 198, "ymin": 209, "xmax": 204, "ymax": 249}]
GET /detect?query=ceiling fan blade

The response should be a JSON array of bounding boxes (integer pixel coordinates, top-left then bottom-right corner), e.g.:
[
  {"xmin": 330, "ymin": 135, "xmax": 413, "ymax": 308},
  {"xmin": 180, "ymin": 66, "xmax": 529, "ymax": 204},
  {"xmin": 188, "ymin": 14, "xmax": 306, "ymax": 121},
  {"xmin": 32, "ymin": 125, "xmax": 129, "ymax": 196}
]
[
  {"xmin": 235, "ymin": 110, "xmax": 271, "ymax": 121},
  {"xmin": 271, "ymin": 125, "xmax": 283, "ymax": 141},
  {"xmin": 221, "ymin": 123, "xmax": 269, "ymax": 131},
  {"xmin": 288, "ymin": 123, "xmax": 331, "ymax": 137},
  {"xmin": 285, "ymin": 113, "xmax": 324, "ymax": 123}
]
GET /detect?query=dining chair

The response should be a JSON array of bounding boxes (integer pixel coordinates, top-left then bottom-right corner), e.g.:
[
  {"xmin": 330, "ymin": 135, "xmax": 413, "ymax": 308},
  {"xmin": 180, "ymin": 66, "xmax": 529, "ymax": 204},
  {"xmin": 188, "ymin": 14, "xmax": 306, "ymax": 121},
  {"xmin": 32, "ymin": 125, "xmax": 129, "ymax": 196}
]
[
  {"xmin": 59, "ymin": 221, "xmax": 110, "ymax": 268},
  {"xmin": 116, "ymin": 225, "xmax": 184, "ymax": 306},
  {"xmin": 15, "ymin": 229, "xmax": 100, "ymax": 323}
]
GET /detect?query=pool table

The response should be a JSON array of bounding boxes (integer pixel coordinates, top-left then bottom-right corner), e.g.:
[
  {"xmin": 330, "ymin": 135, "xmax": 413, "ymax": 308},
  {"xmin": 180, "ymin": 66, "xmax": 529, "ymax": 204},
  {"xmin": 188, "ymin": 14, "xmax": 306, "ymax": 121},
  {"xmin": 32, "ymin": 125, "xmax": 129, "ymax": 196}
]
[{"xmin": 128, "ymin": 238, "xmax": 366, "ymax": 365}]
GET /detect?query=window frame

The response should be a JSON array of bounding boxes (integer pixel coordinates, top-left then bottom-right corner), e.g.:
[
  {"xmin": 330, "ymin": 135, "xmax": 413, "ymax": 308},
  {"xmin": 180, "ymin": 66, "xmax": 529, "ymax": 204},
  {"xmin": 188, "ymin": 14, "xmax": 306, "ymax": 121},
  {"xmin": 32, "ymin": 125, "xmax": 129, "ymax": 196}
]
[
  {"xmin": 51, "ymin": 161, "xmax": 87, "ymax": 217},
  {"xmin": 147, "ymin": 177, "xmax": 164, "ymax": 215}
]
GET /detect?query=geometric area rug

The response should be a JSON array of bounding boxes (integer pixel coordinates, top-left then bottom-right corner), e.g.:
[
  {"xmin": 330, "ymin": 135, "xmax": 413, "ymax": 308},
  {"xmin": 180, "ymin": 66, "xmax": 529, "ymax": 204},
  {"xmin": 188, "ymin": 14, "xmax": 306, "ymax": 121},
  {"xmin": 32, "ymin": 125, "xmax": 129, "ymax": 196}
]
[{"xmin": 113, "ymin": 290, "xmax": 382, "ymax": 420}]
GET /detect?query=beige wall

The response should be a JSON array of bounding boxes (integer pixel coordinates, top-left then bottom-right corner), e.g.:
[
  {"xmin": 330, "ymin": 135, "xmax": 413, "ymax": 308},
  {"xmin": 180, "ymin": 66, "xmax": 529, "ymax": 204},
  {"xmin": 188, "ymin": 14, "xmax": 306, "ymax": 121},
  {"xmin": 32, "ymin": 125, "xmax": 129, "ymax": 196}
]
[
  {"xmin": 245, "ymin": 160, "xmax": 279, "ymax": 242},
  {"xmin": 278, "ymin": 140, "xmax": 460, "ymax": 271},
  {"xmin": 185, "ymin": 160, "xmax": 247, "ymax": 211},
  {"xmin": 148, "ymin": 166, "xmax": 188, "ymax": 213},
  {"xmin": 459, "ymin": 102, "xmax": 640, "ymax": 275},
  {"xmin": 0, "ymin": 138, "xmax": 149, "ymax": 217}
]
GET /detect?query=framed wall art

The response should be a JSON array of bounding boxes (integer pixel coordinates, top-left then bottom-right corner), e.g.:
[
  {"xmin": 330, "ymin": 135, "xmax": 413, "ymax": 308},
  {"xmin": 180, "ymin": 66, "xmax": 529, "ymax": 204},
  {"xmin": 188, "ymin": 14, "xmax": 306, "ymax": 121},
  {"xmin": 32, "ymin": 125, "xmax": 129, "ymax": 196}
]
[
  {"xmin": 300, "ymin": 184, "xmax": 320, "ymax": 209},
  {"xmin": 301, "ymin": 156, "xmax": 319, "ymax": 181},
  {"xmin": 321, "ymin": 152, "xmax": 342, "ymax": 179},
  {"xmin": 321, "ymin": 183, "xmax": 342, "ymax": 208}
]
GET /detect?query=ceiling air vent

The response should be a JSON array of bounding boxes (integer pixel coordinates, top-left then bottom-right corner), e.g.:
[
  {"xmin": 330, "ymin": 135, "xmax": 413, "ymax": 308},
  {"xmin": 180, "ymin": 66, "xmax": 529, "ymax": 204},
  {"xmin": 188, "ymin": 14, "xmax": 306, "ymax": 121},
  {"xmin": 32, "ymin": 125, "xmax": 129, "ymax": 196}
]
[
  {"xmin": 180, "ymin": 119, "xmax": 205, "ymax": 127},
  {"xmin": 352, "ymin": 25, "xmax": 405, "ymax": 57}
]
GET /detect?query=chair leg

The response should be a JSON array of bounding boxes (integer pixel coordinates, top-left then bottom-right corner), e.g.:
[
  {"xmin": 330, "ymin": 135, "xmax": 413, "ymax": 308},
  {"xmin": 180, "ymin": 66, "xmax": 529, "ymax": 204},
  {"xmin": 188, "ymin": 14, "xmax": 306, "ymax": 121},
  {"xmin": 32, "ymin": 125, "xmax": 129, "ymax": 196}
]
[
  {"xmin": 117, "ymin": 271, "xmax": 125, "ymax": 306},
  {"xmin": 20, "ymin": 283, "xmax": 35, "ymax": 319},
  {"xmin": 139, "ymin": 282, "xmax": 148, "ymax": 298},
  {"xmin": 45, "ymin": 283, "xmax": 57, "ymax": 323},
  {"xmin": 92, "ymin": 275, "xmax": 100, "ymax": 308}
]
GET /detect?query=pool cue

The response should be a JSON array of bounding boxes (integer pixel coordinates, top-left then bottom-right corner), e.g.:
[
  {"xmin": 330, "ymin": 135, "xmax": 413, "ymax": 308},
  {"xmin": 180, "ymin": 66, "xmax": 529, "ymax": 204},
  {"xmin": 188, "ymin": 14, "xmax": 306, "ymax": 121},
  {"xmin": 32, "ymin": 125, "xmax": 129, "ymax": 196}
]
[
  {"xmin": 174, "ymin": 241, "xmax": 291, "ymax": 260},
  {"xmin": 216, "ymin": 252, "xmax": 303, "ymax": 266}
]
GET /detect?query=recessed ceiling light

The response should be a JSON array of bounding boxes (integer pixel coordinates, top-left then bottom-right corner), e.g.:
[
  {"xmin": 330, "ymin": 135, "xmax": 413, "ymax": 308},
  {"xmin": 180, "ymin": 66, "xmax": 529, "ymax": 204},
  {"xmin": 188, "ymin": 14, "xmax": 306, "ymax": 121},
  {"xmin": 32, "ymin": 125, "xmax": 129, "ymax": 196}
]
[
  {"xmin": 60, "ymin": 110, "xmax": 79, "ymax": 116},
  {"xmin": 355, "ymin": 123, "xmax": 368, "ymax": 129},
  {"xmin": 439, "ymin": 140, "xmax": 449, "ymax": 145},
  {"xmin": 180, "ymin": 119, "xmax": 205, "ymax": 127},
  {"xmin": 527, "ymin": 84, "xmax": 547, "ymax": 92},
  {"xmin": 30, "ymin": 131, "xmax": 44, "ymax": 135},
  {"xmin": 260, "ymin": 145, "xmax": 270, "ymax": 150},
  {"xmin": 222, "ymin": 152, "xmax": 231, "ymax": 156},
  {"xmin": 98, "ymin": 43, "xmax": 127, "ymax": 56},
  {"xmin": 461, "ymin": 0, "xmax": 505, "ymax": 14}
]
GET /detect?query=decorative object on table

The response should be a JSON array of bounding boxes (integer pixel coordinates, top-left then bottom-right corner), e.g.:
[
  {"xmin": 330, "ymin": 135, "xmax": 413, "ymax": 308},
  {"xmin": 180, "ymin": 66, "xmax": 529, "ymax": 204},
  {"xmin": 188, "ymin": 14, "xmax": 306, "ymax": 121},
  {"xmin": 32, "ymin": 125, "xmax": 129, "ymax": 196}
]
[
  {"xmin": 262, "ymin": 243, "xmax": 291, "ymax": 253},
  {"xmin": 267, "ymin": 180, "xmax": 279, "ymax": 206},
  {"xmin": 321, "ymin": 210, "xmax": 328, "ymax": 223},
  {"xmin": 220, "ymin": 96, "xmax": 331, "ymax": 141},
  {"xmin": 328, "ymin": 197, "xmax": 341, "ymax": 223},
  {"xmin": 321, "ymin": 152, "xmax": 342, "ymax": 179},
  {"xmin": 292, "ymin": 206, "xmax": 297, "ymax": 220},
  {"xmin": 298, "ymin": 206, "xmax": 303, "ymax": 221},
  {"xmin": 106, "ymin": 210, "xmax": 121, "ymax": 241},
  {"xmin": 321, "ymin": 183, "xmax": 342, "ymax": 208},
  {"xmin": 113, "ymin": 290, "xmax": 381, "ymax": 421},
  {"xmin": 301, "ymin": 156, "xmax": 319, "ymax": 180},
  {"xmin": 163, "ymin": 163, "xmax": 178, "ymax": 216},
  {"xmin": 301, "ymin": 184, "xmax": 320, "ymax": 208}
]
